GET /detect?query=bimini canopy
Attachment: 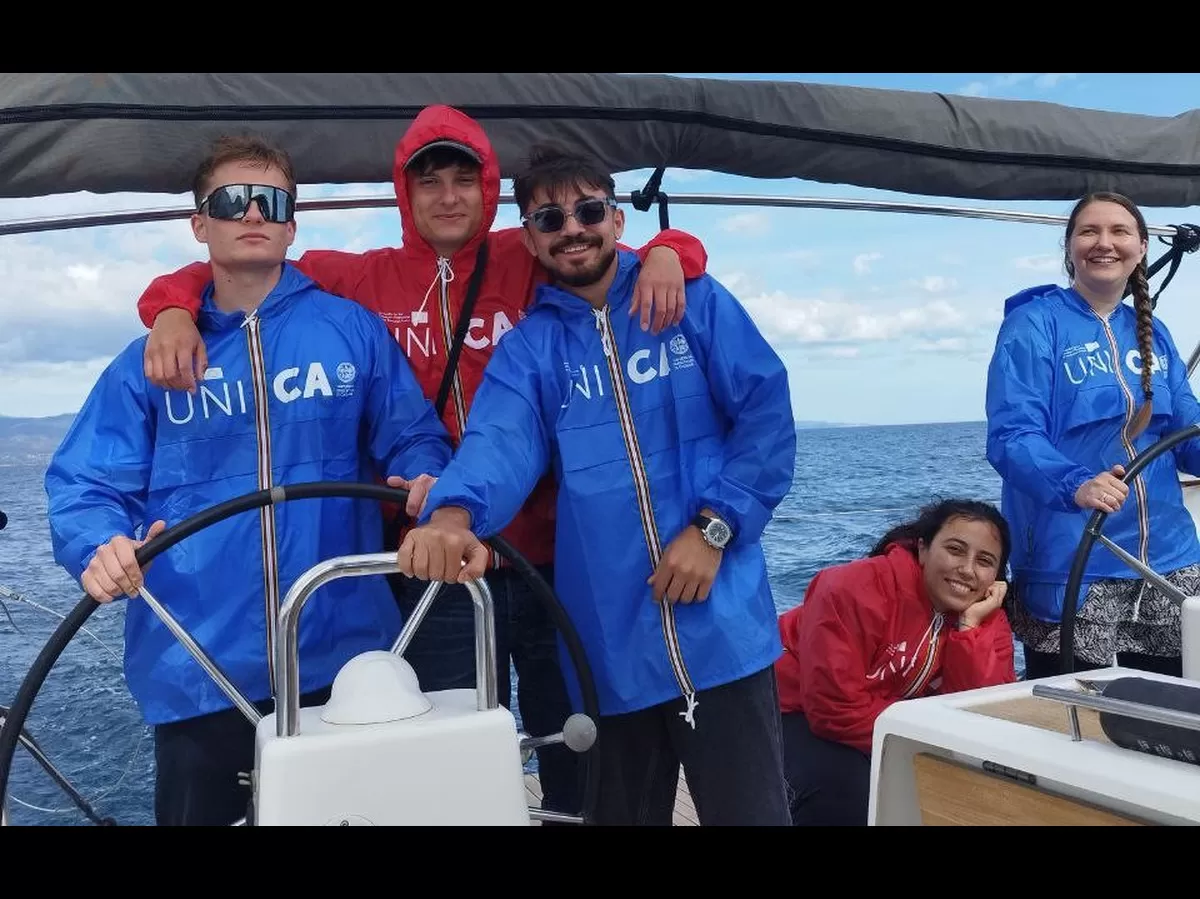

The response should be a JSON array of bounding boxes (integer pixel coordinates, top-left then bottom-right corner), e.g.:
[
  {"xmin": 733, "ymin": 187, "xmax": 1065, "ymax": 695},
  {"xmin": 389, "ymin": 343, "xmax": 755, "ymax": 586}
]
[{"xmin": 2, "ymin": 72, "xmax": 1200, "ymax": 207}]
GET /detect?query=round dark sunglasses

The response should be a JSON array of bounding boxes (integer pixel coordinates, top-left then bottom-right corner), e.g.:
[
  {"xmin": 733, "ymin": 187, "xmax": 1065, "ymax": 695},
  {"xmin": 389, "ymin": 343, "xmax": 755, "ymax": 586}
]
[
  {"xmin": 521, "ymin": 196, "xmax": 617, "ymax": 233},
  {"xmin": 199, "ymin": 183, "xmax": 296, "ymax": 224}
]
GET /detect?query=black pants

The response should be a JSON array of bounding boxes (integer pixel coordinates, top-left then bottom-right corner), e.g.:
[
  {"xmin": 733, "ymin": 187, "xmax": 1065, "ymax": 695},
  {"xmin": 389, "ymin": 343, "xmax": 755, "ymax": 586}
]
[
  {"xmin": 153, "ymin": 686, "xmax": 331, "ymax": 826},
  {"xmin": 781, "ymin": 709, "xmax": 871, "ymax": 826},
  {"xmin": 1022, "ymin": 646, "xmax": 1183, "ymax": 680},
  {"xmin": 590, "ymin": 665, "xmax": 791, "ymax": 826}
]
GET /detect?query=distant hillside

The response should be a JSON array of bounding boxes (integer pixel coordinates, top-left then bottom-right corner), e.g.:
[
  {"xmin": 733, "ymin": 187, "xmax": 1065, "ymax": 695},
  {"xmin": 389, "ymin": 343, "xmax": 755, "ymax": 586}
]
[
  {"xmin": 0, "ymin": 413, "xmax": 855, "ymax": 451},
  {"xmin": 0, "ymin": 413, "xmax": 76, "ymax": 452}
]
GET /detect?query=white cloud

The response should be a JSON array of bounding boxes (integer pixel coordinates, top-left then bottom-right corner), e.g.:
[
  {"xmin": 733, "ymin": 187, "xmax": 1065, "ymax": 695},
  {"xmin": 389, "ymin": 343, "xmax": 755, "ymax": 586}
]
[
  {"xmin": 915, "ymin": 275, "xmax": 958, "ymax": 293},
  {"xmin": 1035, "ymin": 73, "xmax": 1077, "ymax": 89},
  {"xmin": 1015, "ymin": 253, "xmax": 1062, "ymax": 272},
  {"xmin": 738, "ymin": 286, "xmax": 976, "ymax": 349},
  {"xmin": 66, "ymin": 263, "xmax": 102, "ymax": 283},
  {"xmin": 785, "ymin": 249, "xmax": 822, "ymax": 272},
  {"xmin": 995, "ymin": 74, "xmax": 1033, "ymax": 87},
  {"xmin": 826, "ymin": 346, "xmax": 860, "ymax": 358},
  {"xmin": 957, "ymin": 73, "xmax": 1076, "ymax": 98},
  {"xmin": 718, "ymin": 211, "xmax": 771, "ymax": 236},
  {"xmin": 914, "ymin": 337, "xmax": 968, "ymax": 353},
  {"xmin": 853, "ymin": 252, "xmax": 882, "ymax": 275},
  {"xmin": 0, "ymin": 358, "xmax": 114, "ymax": 417}
]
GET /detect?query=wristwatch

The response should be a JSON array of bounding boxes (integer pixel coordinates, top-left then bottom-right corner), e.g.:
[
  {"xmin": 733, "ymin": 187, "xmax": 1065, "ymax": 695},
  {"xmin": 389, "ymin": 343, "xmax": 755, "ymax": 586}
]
[{"xmin": 692, "ymin": 512, "xmax": 733, "ymax": 550}]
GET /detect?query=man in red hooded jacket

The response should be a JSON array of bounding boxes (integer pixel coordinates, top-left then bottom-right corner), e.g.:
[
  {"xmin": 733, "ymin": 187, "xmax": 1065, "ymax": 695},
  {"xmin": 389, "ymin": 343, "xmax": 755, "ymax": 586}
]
[{"xmin": 133, "ymin": 104, "xmax": 709, "ymax": 815}]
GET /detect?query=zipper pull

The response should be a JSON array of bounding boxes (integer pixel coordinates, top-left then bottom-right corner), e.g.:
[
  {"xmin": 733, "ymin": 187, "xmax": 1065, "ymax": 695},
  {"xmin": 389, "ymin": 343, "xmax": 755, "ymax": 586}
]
[{"xmin": 592, "ymin": 308, "xmax": 613, "ymax": 358}]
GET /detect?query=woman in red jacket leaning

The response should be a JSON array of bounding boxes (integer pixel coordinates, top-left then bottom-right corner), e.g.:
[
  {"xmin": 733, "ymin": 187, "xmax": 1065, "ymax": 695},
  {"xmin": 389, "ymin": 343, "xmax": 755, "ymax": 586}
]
[{"xmin": 775, "ymin": 498, "xmax": 1017, "ymax": 826}]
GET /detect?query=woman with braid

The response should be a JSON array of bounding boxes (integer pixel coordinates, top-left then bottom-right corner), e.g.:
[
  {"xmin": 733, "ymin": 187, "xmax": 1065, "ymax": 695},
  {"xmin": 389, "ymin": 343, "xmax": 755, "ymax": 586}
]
[{"xmin": 986, "ymin": 191, "xmax": 1200, "ymax": 679}]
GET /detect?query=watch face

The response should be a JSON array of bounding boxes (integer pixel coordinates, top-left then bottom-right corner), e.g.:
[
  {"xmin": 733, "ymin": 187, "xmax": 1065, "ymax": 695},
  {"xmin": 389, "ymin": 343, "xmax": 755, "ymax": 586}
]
[{"xmin": 707, "ymin": 520, "xmax": 731, "ymax": 546}]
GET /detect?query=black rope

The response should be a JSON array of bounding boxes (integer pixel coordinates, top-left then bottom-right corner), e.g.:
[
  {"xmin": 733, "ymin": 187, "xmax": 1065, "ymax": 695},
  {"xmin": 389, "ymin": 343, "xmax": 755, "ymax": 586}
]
[
  {"xmin": 1125, "ymin": 223, "xmax": 1200, "ymax": 309},
  {"xmin": 630, "ymin": 166, "xmax": 671, "ymax": 230},
  {"xmin": 0, "ymin": 704, "xmax": 116, "ymax": 825}
]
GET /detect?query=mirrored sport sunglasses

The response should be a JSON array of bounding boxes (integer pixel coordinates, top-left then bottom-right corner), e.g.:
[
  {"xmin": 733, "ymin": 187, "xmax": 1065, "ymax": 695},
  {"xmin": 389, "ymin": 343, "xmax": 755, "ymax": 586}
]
[
  {"xmin": 521, "ymin": 196, "xmax": 617, "ymax": 233},
  {"xmin": 199, "ymin": 183, "xmax": 296, "ymax": 224}
]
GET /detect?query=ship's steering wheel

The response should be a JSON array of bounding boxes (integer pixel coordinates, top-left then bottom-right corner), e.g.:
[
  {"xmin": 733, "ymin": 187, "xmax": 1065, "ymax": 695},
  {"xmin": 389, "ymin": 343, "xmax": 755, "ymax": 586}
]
[
  {"xmin": 1059, "ymin": 423, "xmax": 1200, "ymax": 674},
  {"xmin": 0, "ymin": 481, "xmax": 602, "ymax": 825}
]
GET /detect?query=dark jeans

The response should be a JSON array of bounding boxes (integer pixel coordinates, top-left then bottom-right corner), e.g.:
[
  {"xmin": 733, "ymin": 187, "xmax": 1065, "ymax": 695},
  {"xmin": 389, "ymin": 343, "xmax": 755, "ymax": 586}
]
[
  {"xmin": 1022, "ymin": 645, "xmax": 1183, "ymax": 680},
  {"xmin": 153, "ymin": 685, "xmax": 332, "ymax": 826},
  {"xmin": 781, "ymin": 709, "xmax": 871, "ymax": 826},
  {"xmin": 590, "ymin": 664, "xmax": 791, "ymax": 826},
  {"xmin": 390, "ymin": 564, "xmax": 580, "ymax": 815}
]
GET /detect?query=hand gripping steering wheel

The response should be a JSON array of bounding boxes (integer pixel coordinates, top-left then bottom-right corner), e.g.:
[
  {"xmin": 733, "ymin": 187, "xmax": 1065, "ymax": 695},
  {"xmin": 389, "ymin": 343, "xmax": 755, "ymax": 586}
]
[
  {"xmin": 1059, "ymin": 423, "xmax": 1200, "ymax": 674},
  {"xmin": 0, "ymin": 481, "xmax": 602, "ymax": 825}
]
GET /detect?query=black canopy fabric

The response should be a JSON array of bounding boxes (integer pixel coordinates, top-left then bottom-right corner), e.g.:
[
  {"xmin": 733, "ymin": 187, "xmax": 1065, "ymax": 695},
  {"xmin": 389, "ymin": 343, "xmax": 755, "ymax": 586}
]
[{"xmin": 2, "ymin": 73, "xmax": 1199, "ymax": 206}]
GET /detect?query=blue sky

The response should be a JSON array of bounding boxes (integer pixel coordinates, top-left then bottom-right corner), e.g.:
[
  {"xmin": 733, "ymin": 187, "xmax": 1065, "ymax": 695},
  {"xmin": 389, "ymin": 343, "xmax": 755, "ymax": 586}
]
[{"xmin": 2, "ymin": 72, "xmax": 1199, "ymax": 425}]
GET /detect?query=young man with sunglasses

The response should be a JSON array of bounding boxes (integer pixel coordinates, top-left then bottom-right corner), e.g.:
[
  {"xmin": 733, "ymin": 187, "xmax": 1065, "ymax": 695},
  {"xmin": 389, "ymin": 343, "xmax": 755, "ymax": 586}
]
[
  {"xmin": 127, "ymin": 105, "xmax": 710, "ymax": 816},
  {"xmin": 44, "ymin": 135, "xmax": 454, "ymax": 826},
  {"xmin": 397, "ymin": 143, "xmax": 797, "ymax": 826}
]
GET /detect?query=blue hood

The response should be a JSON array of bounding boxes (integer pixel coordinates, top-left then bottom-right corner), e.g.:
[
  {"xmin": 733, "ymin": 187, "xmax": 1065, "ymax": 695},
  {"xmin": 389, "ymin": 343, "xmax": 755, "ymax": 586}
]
[{"xmin": 197, "ymin": 262, "xmax": 312, "ymax": 332}]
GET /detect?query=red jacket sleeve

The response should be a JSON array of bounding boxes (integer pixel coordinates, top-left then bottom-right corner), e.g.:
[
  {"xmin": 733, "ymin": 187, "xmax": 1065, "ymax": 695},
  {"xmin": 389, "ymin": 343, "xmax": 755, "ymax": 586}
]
[
  {"xmin": 632, "ymin": 227, "xmax": 708, "ymax": 278},
  {"xmin": 790, "ymin": 568, "xmax": 895, "ymax": 755},
  {"xmin": 290, "ymin": 249, "xmax": 374, "ymax": 311},
  {"xmin": 939, "ymin": 608, "xmax": 1017, "ymax": 694},
  {"xmin": 136, "ymin": 250, "xmax": 374, "ymax": 329},
  {"xmin": 137, "ymin": 262, "xmax": 211, "ymax": 328}
]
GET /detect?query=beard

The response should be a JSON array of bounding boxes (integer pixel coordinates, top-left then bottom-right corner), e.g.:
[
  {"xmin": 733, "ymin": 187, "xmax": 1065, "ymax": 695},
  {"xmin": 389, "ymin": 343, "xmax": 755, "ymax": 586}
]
[{"xmin": 547, "ymin": 239, "xmax": 615, "ymax": 288}]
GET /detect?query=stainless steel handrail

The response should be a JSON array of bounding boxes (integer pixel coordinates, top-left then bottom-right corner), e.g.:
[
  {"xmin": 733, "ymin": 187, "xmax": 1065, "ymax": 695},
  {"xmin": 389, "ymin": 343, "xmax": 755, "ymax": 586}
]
[
  {"xmin": 1031, "ymin": 683, "xmax": 1200, "ymax": 742},
  {"xmin": 139, "ymin": 584, "xmax": 262, "ymax": 724},
  {"xmin": 274, "ymin": 553, "xmax": 497, "ymax": 738},
  {"xmin": 0, "ymin": 192, "xmax": 1183, "ymax": 237}
]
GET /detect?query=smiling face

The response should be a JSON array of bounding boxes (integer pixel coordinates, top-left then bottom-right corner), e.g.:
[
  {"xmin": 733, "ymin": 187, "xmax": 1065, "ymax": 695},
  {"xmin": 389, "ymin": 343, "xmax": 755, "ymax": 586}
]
[
  {"xmin": 917, "ymin": 516, "xmax": 1004, "ymax": 615},
  {"xmin": 191, "ymin": 159, "xmax": 296, "ymax": 271},
  {"xmin": 405, "ymin": 162, "xmax": 483, "ymax": 257},
  {"xmin": 519, "ymin": 182, "xmax": 624, "ymax": 291},
  {"xmin": 1066, "ymin": 198, "xmax": 1147, "ymax": 304}
]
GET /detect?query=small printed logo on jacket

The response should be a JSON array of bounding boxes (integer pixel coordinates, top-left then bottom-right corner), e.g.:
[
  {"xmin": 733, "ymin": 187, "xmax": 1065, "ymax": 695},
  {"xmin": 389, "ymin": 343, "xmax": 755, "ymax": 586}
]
[{"xmin": 866, "ymin": 640, "xmax": 909, "ymax": 681}]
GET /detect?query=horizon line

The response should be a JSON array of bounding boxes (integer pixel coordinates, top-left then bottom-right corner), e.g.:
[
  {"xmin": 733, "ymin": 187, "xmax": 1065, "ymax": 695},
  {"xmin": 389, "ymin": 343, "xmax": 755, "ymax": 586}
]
[{"xmin": 0, "ymin": 411, "xmax": 989, "ymax": 429}]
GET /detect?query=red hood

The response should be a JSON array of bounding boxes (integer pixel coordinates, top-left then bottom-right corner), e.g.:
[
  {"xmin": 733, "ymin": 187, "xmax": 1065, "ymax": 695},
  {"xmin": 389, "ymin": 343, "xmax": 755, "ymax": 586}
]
[{"xmin": 392, "ymin": 104, "xmax": 501, "ymax": 264}]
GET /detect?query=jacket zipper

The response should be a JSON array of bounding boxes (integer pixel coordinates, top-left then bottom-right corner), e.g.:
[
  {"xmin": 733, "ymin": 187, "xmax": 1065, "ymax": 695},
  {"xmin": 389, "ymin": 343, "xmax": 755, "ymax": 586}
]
[
  {"xmin": 435, "ymin": 257, "xmax": 500, "ymax": 568},
  {"xmin": 901, "ymin": 613, "xmax": 944, "ymax": 698},
  {"xmin": 435, "ymin": 257, "xmax": 469, "ymax": 442},
  {"xmin": 1093, "ymin": 313, "xmax": 1151, "ymax": 617},
  {"xmin": 592, "ymin": 306, "xmax": 700, "ymax": 727},
  {"xmin": 242, "ymin": 309, "xmax": 282, "ymax": 691}
]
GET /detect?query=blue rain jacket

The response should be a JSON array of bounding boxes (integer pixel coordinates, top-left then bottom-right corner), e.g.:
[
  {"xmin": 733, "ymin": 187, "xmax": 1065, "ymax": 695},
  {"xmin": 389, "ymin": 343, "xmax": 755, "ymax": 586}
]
[
  {"xmin": 421, "ymin": 250, "xmax": 796, "ymax": 720},
  {"xmin": 46, "ymin": 264, "xmax": 453, "ymax": 724},
  {"xmin": 985, "ymin": 283, "xmax": 1200, "ymax": 622}
]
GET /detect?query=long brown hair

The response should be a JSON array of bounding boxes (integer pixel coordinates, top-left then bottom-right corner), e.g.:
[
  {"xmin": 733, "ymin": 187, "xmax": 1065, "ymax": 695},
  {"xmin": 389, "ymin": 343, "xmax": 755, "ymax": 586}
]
[
  {"xmin": 1063, "ymin": 191, "xmax": 1154, "ymax": 439},
  {"xmin": 870, "ymin": 498, "xmax": 1011, "ymax": 579}
]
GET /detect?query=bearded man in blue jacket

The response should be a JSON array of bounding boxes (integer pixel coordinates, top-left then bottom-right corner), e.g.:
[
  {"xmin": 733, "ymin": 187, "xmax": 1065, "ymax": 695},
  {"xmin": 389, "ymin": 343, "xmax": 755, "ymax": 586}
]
[
  {"xmin": 45, "ymin": 134, "xmax": 453, "ymax": 826},
  {"xmin": 398, "ymin": 142, "xmax": 797, "ymax": 826}
]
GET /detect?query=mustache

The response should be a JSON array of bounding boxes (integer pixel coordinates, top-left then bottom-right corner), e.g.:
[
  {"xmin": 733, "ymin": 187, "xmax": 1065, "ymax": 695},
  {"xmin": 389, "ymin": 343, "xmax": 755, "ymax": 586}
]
[{"xmin": 551, "ymin": 235, "xmax": 602, "ymax": 255}]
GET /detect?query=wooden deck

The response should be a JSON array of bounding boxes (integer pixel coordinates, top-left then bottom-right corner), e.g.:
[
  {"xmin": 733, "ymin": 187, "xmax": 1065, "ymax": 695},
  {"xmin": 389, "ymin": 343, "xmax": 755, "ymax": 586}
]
[{"xmin": 524, "ymin": 770, "xmax": 699, "ymax": 825}]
